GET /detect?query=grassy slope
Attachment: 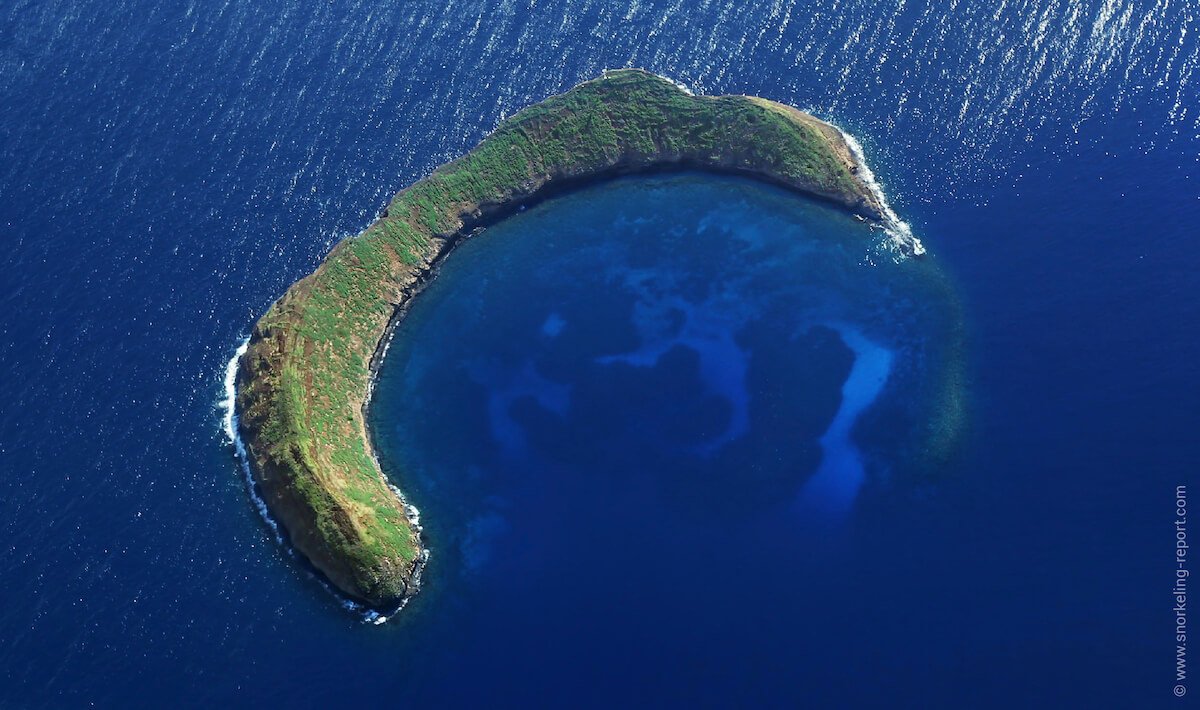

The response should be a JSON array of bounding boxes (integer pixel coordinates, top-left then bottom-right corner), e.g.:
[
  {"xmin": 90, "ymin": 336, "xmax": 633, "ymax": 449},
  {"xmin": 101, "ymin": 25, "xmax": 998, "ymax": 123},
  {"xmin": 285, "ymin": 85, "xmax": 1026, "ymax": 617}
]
[{"xmin": 235, "ymin": 69, "xmax": 881, "ymax": 607}]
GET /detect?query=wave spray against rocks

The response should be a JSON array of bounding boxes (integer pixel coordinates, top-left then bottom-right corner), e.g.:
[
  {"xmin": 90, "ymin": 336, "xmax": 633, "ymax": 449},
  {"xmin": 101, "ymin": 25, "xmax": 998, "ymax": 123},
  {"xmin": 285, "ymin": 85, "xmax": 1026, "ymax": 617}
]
[{"xmin": 836, "ymin": 126, "xmax": 926, "ymax": 258}]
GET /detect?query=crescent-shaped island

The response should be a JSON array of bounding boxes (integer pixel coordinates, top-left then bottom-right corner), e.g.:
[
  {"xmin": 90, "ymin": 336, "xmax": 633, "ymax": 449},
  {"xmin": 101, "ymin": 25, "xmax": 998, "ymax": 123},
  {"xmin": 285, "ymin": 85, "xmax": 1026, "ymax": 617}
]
[{"xmin": 235, "ymin": 69, "xmax": 928, "ymax": 610}]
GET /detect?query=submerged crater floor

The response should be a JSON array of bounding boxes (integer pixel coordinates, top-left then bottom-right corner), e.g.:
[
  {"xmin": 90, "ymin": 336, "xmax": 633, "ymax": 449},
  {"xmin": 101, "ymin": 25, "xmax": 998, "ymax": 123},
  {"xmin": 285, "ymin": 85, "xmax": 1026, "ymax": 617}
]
[
  {"xmin": 372, "ymin": 174, "xmax": 965, "ymax": 614},
  {"xmin": 232, "ymin": 69, "xmax": 903, "ymax": 608}
]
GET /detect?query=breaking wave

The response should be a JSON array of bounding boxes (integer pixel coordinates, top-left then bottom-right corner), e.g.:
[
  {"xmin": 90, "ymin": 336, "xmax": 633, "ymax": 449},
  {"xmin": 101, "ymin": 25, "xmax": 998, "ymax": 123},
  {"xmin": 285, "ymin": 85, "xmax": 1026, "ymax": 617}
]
[
  {"xmin": 219, "ymin": 340, "xmax": 285, "ymax": 538},
  {"xmin": 834, "ymin": 126, "xmax": 926, "ymax": 258},
  {"xmin": 219, "ymin": 339, "xmax": 397, "ymax": 624}
]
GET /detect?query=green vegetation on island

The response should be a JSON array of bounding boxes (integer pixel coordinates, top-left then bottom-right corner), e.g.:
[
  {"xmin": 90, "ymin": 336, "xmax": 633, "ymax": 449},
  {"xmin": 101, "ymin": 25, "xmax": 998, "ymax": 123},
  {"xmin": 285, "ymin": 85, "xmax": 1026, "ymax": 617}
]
[{"xmin": 235, "ymin": 69, "xmax": 893, "ymax": 608}]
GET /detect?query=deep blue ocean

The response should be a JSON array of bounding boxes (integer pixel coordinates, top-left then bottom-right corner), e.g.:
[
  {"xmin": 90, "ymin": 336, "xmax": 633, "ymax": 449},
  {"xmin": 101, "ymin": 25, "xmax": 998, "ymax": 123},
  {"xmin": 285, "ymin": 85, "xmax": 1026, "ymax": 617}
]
[{"xmin": 1, "ymin": 0, "xmax": 1197, "ymax": 707}]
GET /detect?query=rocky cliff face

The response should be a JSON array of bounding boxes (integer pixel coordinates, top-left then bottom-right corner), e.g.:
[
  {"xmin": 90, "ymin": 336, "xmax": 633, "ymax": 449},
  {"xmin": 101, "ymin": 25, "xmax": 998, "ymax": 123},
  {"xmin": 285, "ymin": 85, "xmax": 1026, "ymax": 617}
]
[{"xmin": 235, "ymin": 69, "xmax": 887, "ymax": 610}]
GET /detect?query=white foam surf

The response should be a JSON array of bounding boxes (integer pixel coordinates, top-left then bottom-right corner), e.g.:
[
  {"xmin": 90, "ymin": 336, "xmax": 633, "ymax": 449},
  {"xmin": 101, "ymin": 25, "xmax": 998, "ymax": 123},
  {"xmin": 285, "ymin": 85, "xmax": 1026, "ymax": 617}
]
[
  {"xmin": 602, "ymin": 68, "xmax": 695, "ymax": 95},
  {"xmin": 220, "ymin": 339, "xmax": 405, "ymax": 624},
  {"xmin": 220, "ymin": 340, "xmax": 248, "ymax": 447},
  {"xmin": 661, "ymin": 74, "xmax": 696, "ymax": 95},
  {"xmin": 220, "ymin": 339, "xmax": 283, "ymax": 546},
  {"xmin": 834, "ymin": 126, "xmax": 926, "ymax": 258}
]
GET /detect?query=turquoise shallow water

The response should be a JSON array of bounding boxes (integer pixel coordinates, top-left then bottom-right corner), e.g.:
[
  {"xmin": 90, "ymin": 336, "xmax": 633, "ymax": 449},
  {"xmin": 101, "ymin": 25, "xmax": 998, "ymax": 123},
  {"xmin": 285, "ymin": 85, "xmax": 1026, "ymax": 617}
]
[
  {"xmin": 375, "ymin": 174, "xmax": 959, "ymax": 522},
  {"xmin": 363, "ymin": 175, "xmax": 963, "ymax": 703},
  {"xmin": 3, "ymin": 0, "xmax": 1197, "ymax": 704}
]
